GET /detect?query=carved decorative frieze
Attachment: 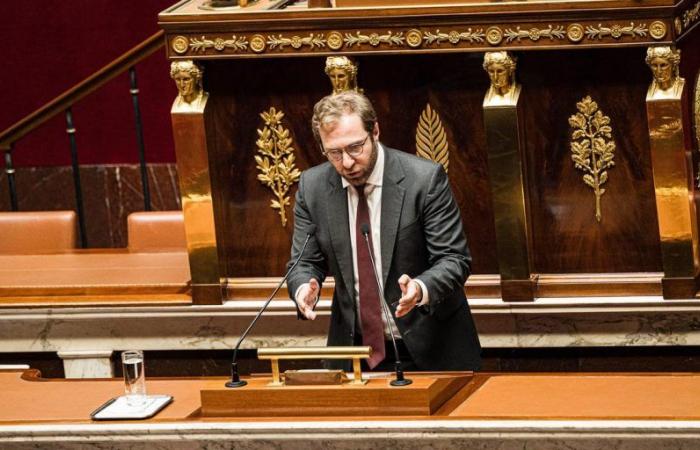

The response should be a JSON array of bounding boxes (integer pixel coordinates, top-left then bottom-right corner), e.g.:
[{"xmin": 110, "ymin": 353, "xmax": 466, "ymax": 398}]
[
  {"xmin": 255, "ymin": 108, "xmax": 301, "ymax": 228},
  {"xmin": 190, "ymin": 35, "xmax": 248, "ymax": 52},
  {"xmin": 568, "ymin": 96, "xmax": 616, "ymax": 223},
  {"xmin": 585, "ymin": 22, "xmax": 648, "ymax": 40},
  {"xmin": 169, "ymin": 20, "xmax": 672, "ymax": 57},
  {"xmin": 504, "ymin": 25, "xmax": 566, "ymax": 43},
  {"xmin": 415, "ymin": 104, "xmax": 449, "ymax": 173},
  {"xmin": 683, "ymin": 1, "xmax": 700, "ymax": 29},
  {"xmin": 422, "ymin": 28, "xmax": 485, "ymax": 46}
]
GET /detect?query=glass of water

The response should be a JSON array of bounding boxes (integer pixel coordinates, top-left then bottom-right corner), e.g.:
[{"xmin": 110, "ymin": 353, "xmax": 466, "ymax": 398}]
[{"xmin": 121, "ymin": 350, "xmax": 146, "ymax": 406}]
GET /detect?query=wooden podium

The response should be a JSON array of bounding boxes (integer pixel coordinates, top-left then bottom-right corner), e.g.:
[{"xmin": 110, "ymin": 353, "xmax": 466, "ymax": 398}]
[{"xmin": 200, "ymin": 372, "xmax": 473, "ymax": 417}]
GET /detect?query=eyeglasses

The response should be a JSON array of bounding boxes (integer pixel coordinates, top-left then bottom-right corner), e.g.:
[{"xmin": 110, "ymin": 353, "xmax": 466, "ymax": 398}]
[{"xmin": 322, "ymin": 134, "xmax": 370, "ymax": 162}]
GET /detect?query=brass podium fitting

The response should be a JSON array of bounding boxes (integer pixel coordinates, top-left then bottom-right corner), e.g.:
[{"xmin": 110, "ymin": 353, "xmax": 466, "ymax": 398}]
[
  {"xmin": 645, "ymin": 46, "xmax": 700, "ymax": 299},
  {"xmin": 482, "ymin": 51, "xmax": 535, "ymax": 302},
  {"xmin": 170, "ymin": 60, "xmax": 222, "ymax": 305},
  {"xmin": 257, "ymin": 347, "xmax": 372, "ymax": 386}
]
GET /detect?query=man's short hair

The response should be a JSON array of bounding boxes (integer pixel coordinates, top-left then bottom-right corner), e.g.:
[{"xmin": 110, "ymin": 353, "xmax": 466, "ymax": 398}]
[{"xmin": 311, "ymin": 91, "xmax": 377, "ymax": 147}]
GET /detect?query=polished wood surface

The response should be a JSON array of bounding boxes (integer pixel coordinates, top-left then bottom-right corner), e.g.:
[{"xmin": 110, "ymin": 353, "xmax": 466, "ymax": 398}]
[
  {"xmin": 5, "ymin": 369, "xmax": 700, "ymax": 424},
  {"xmin": 0, "ymin": 251, "xmax": 191, "ymax": 307},
  {"xmin": 200, "ymin": 373, "xmax": 471, "ymax": 417},
  {"xmin": 522, "ymin": 48, "xmax": 662, "ymax": 273},
  {"xmin": 452, "ymin": 373, "xmax": 700, "ymax": 419},
  {"xmin": 160, "ymin": 0, "xmax": 700, "ymax": 301}
]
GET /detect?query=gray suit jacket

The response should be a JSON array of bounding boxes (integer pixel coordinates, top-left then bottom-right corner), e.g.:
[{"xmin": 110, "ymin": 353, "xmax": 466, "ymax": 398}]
[{"xmin": 287, "ymin": 146, "xmax": 481, "ymax": 371}]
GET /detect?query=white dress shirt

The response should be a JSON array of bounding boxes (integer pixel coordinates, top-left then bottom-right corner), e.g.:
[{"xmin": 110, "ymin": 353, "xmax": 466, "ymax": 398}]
[
  {"xmin": 341, "ymin": 144, "xmax": 429, "ymax": 338},
  {"xmin": 296, "ymin": 143, "xmax": 429, "ymax": 339}
]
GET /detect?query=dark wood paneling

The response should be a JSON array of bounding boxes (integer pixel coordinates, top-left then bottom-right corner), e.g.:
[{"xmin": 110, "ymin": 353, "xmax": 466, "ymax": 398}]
[
  {"xmin": 521, "ymin": 48, "xmax": 662, "ymax": 273},
  {"xmin": 205, "ymin": 54, "xmax": 498, "ymax": 278}
]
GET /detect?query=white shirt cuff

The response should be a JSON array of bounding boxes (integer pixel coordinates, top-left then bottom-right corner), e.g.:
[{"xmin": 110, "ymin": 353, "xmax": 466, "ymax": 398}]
[{"xmin": 414, "ymin": 278, "xmax": 430, "ymax": 306}]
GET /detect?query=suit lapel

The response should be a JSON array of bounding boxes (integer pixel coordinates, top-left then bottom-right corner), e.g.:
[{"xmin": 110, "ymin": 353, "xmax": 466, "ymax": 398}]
[
  {"xmin": 326, "ymin": 171, "xmax": 355, "ymax": 301},
  {"xmin": 380, "ymin": 148, "xmax": 406, "ymax": 288}
]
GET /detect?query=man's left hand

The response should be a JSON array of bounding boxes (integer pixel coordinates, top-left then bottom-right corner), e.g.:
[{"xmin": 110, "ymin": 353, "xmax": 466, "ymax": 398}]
[{"xmin": 396, "ymin": 274, "xmax": 422, "ymax": 318}]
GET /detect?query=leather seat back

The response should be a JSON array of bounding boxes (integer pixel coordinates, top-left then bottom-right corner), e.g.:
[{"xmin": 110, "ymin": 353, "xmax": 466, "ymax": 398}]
[
  {"xmin": 127, "ymin": 211, "xmax": 187, "ymax": 252},
  {"xmin": 0, "ymin": 211, "xmax": 77, "ymax": 254}
]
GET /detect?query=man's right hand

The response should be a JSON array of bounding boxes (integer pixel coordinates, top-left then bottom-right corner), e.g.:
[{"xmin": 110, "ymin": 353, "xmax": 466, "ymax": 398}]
[{"xmin": 295, "ymin": 278, "xmax": 320, "ymax": 320}]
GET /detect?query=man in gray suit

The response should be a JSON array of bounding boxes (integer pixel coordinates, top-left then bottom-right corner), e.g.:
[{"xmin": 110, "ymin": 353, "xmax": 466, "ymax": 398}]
[{"xmin": 287, "ymin": 92, "xmax": 481, "ymax": 371}]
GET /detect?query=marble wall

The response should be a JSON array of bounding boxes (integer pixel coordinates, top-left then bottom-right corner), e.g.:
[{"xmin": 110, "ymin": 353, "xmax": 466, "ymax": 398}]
[{"xmin": 0, "ymin": 164, "xmax": 181, "ymax": 248}]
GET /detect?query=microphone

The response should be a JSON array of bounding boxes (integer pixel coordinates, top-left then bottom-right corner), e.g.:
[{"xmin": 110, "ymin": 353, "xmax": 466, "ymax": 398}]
[
  {"xmin": 360, "ymin": 223, "xmax": 412, "ymax": 387},
  {"xmin": 225, "ymin": 224, "xmax": 317, "ymax": 388}
]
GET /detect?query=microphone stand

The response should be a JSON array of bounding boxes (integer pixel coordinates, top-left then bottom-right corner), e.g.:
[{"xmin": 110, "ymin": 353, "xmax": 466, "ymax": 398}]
[
  {"xmin": 361, "ymin": 225, "xmax": 412, "ymax": 387},
  {"xmin": 225, "ymin": 229, "xmax": 316, "ymax": 388}
]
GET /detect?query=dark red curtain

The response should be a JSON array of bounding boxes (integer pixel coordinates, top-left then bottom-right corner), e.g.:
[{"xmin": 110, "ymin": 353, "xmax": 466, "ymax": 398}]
[{"xmin": 1, "ymin": 0, "xmax": 176, "ymax": 166}]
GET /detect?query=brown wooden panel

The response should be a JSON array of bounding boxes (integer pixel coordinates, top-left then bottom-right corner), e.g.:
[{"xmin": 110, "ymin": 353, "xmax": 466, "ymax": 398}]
[
  {"xmin": 204, "ymin": 54, "xmax": 498, "ymax": 279},
  {"xmin": 521, "ymin": 48, "xmax": 663, "ymax": 273}
]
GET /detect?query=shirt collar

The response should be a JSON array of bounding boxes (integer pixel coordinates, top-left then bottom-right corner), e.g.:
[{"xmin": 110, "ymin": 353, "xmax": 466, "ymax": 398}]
[{"xmin": 341, "ymin": 141, "xmax": 385, "ymax": 190}]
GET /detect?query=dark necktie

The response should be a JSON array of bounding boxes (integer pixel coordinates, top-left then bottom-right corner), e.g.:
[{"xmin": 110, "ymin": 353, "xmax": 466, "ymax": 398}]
[{"xmin": 356, "ymin": 186, "xmax": 385, "ymax": 368}]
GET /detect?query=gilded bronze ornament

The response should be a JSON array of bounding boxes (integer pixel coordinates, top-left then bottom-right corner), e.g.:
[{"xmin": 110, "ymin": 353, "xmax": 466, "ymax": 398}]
[
  {"xmin": 675, "ymin": 17, "xmax": 683, "ymax": 35},
  {"xmin": 649, "ymin": 21, "xmax": 667, "ymax": 39},
  {"xmin": 486, "ymin": 26, "xmax": 504, "ymax": 45},
  {"xmin": 406, "ymin": 29, "xmax": 423, "ymax": 48},
  {"xmin": 683, "ymin": 1, "xmax": 700, "ymax": 29},
  {"xmin": 190, "ymin": 35, "xmax": 248, "ymax": 53},
  {"xmin": 567, "ymin": 24, "xmax": 585, "ymax": 42},
  {"xmin": 250, "ymin": 34, "xmax": 266, "ymax": 53},
  {"xmin": 422, "ymin": 28, "xmax": 485, "ymax": 45},
  {"xmin": 171, "ymin": 36, "xmax": 189, "ymax": 54},
  {"xmin": 645, "ymin": 46, "xmax": 682, "ymax": 96},
  {"xmin": 170, "ymin": 60, "xmax": 208, "ymax": 112},
  {"xmin": 325, "ymin": 56, "xmax": 361, "ymax": 95},
  {"xmin": 255, "ymin": 108, "xmax": 302, "ymax": 227},
  {"xmin": 483, "ymin": 51, "xmax": 517, "ymax": 102},
  {"xmin": 415, "ymin": 104, "xmax": 449, "ymax": 173},
  {"xmin": 585, "ymin": 22, "xmax": 648, "ymax": 40},
  {"xmin": 267, "ymin": 34, "xmax": 326, "ymax": 50},
  {"xmin": 504, "ymin": 25, "xmax": 565, "ymax": 43},
  {"xmin": 344, "ymin": 31, "xmax": 405, "ymax": 47},
  {"xmin": 568, "ymin": 96, "xmax": 616, "ymax": 222},
  {"xmin": 327, "ymin": 31, "xmax": 344, "ymax": 50}
]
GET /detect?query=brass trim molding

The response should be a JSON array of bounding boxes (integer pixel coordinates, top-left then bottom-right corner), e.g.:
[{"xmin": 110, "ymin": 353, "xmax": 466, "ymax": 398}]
[
  {"xmin": 168, "ymin": 20, "xmax": 671, "ymax": 58},
  {"xmin": 415, "ymin": 103, "xmax": 449, "ymax": 173},
  {"xmin": 255, "ymin": 107, "xmax": 302, "ymax": 228},
  {"xmin": 568, "ymin": 96, "xmax": 616, "ymax": 223}
]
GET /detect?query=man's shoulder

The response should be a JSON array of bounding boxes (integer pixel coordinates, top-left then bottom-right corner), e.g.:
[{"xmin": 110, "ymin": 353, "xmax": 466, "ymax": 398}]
[
  {"xmin": 301, "ymin": 161, "xmax": 335, "ymax": 186},
  {"xmin": 384, "ymin": 146, "xmax": 442, "ymax": 178}
]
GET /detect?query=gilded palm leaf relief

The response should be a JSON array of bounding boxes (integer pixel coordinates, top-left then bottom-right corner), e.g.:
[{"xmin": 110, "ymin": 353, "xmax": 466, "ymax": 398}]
[
  {"xmin": 568, "ymin": 96, "xmax": 616, "ymax": 222},
  {"xmin": 255, "ymin": 107, "xmax": 301, "ymax": 227},
  {"xmin": 415, "ymin": 103, "xmax": 449, "ymax": 173}
]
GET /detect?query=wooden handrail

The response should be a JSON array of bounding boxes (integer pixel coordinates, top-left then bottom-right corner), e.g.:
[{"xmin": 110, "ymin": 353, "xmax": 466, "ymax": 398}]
[{"xmin": 0, "ymin": 30, "xmax": 166, "ymax": 152}]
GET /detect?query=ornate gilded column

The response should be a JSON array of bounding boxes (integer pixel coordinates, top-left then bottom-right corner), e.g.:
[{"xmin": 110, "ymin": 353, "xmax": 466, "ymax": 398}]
[
  {"xmin": 170, "ymin": 60, "xmax": 222, "ymax": 304},
  {"xmin": 482, "ymin": 52, "xmax": 536, "ymax": 301},
  {"xmin": 645, "ymin": 46, "xmax": 700, "ymax": 299}
]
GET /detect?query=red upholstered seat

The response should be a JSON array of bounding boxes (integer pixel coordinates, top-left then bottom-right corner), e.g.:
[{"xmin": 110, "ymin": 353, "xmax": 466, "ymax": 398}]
[
  {"xmin": 0, "ymin": 211, "xmax": 77, "ymax": 254},
  {"xmin": 127, "ymin": 211, "xmax": 187, "ymax": 252}
]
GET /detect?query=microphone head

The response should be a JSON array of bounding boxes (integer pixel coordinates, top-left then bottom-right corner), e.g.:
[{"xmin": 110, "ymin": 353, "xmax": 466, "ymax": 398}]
[
  {"xmin": 360, "ymin": 223, "xmax": 370, "ymax": 236},
  {"xmin": 306, "ymin": 224, "xmax": 317, "ymax": 236}
]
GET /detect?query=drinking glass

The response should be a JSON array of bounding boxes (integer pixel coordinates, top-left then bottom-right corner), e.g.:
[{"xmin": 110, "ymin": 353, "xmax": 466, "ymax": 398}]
[{"xmin": 121, "ymin": 350, "xmax": 146, "ymax": 406}]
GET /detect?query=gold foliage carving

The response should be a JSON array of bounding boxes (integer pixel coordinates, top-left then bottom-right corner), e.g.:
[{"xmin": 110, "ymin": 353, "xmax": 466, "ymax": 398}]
[
  {"xmin": 568, "ymin": 96, "xmax": 616, "ymax": 222},
  {"xmin": 255, "ymin": 108, "xmax": 302, "ymax": 227},
  {"xmin": 415, "ymin": 104, "xmax": 449, "ymax": 173},
  {"xmin": 584, "ymin": 22, "xmax": 648, "ymax": 40}
]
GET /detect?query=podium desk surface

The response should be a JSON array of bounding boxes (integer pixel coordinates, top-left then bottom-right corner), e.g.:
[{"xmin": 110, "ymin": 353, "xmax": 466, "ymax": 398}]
[{"xmin": 4, "ymin": 369, "xmax": 700, "ymax": 423}]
